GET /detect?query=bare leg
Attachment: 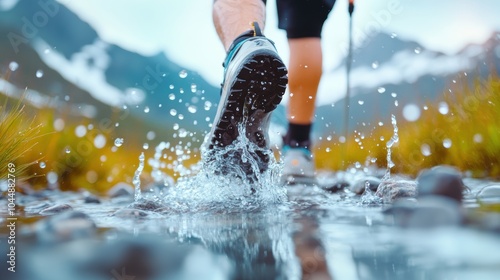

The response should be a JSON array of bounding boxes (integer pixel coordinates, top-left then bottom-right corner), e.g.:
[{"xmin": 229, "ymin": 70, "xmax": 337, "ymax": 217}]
[
  {"xmin": 212, "ymin": 0, "xmax": 266, "ymax": 51},
  {"xmin": 287, "ymin": 38, "xmax": 322, "ymax": 124}
]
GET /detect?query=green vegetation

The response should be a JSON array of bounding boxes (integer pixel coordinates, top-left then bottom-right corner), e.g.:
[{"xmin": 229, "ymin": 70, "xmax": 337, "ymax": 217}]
[
  {"xmin": 316, "ymin": 74, "xmax": 500, "ymax": 178},
  {"xmin": 0, "ymin": 96, "xmax": 42, "ymax": 181},
  {"xmin": 0, "ymin": 94, "xmax": 200, "ymax": 195}
]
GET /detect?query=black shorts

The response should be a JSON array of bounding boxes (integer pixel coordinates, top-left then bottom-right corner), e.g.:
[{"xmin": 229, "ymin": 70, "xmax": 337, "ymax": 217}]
[{"xmin": 275, "ymin": 0, "xmax": 336, "ymax": 38}]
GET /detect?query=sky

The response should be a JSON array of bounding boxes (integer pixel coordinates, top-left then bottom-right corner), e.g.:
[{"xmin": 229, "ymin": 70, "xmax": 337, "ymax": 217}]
[{"xmin": 55, "ymin": 0, "xmax": 500, "ymax": 105}]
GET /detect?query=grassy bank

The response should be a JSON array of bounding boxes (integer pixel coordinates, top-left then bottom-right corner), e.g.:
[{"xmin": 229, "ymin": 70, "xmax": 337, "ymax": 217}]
[
  {"xmin": 2, "ymin": 74, "xmax": 499, "ymax": 194},
  {"xmin": 315, "ymin": 74, "xmax": 500, "ymax": 178},
  {"xmin": 0, "ymin": 94, "xmax": 200, "ymax": 195}
]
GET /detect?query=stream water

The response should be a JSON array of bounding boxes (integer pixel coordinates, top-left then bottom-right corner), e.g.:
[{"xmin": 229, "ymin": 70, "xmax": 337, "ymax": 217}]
[
  {"xmin": 1, "ymin": 124, "xmax": 500, "ymax": 280},
  {"xmin": 1, "ymin": 167, "xmax": 500, "ymax": 280}
]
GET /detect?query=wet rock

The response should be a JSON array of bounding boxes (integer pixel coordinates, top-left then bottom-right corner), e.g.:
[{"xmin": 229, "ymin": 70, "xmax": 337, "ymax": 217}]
[
  {"xmin": 113, "ymin": 208, "xmax": 151, "ymax": 219},
  {"xmin": 375, "ymin": 179, "xmax": 417, "ymax": 204},
  {"xmin": 322, "ymin": 180, "xmax": 350, "ymax": 193},
  {"xmin": 316, "ymin": 172, "xmax": 350, "ymax": 193},
  {"xmin": 350, "ymin": 176, "xmax": 382, "ymax": 195},
  {"xmin": 385, "ymin": 196, "xmax": 463, "ymax": 227},
  {"xmin": 23, "ymin": 201, "xmax": 52, "ymax": 215},
  {"xmin": 128, "ymin": 199, "xmax": 164, "ymax": 211},
  {"xmin": 39, "ymin": 203, "xmax": 73, "ymax": 215},
  {"xmin": 108, "ymin": 182, "xmax": 134, "ymax": 198},
  {"xmin": 417, "ymin": 165, "xmax": 465, "ymax": 202},
  {"xmin": 477, "ymin": 184, "xmax": 500, "ymax": 204},
  {"xmin": 36, "ymin": 211, "xmax": 97, "ymax": 243},
  {"xmin": 83, "ymin": 193, "xmax": 101, "ymax": 204}
]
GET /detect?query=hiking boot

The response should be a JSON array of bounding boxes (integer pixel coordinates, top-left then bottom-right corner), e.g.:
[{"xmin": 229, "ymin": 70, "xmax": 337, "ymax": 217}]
[
  {"xmin": 204, "ymin": 22, "xmax": 288, "ymax": 175},
  {"xmin": 281, "ymin": 146, "xmax": 316, "ymax": 184}
]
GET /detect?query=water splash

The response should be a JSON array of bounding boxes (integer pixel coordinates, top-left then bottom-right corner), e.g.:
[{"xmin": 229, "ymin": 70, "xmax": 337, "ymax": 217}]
[
  {"xmin": 384, "ymin": 115, "xmax": 399, "ymax": 180},
  {"xmin": 159, "ymin": 124, "xmax": 286, "ymax": 211},
  {"xmin": 114, "ymin": 138, "xmax": 124, "ymax": 147},
  {"xmin": 149, "ymin": 141, "xmax": 175, "ymax": 191},
  {"xmin": 359, "ymin": 181, "xmax": 382, "ymax": 205},
  {"xmin": 133, "ymin": 152, "xmax": 145, "ymax": 202},
  {"xmin": 35, "ymin": 69, "xmax": 44, "ymax": 78}
]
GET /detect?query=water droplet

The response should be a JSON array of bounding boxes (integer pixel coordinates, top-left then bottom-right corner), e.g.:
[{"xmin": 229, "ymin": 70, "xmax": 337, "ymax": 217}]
[
  {"xmin": 190, "ymin": 83, "xmax": 197, "ymax": 93},
  {"xmin": 65, "ymin": 147, "xmax": 71, "ymax": 154},
  {"xmin": 391, "ymin": 92, "xmax": 397, "ymax": 98},
  {"xmin": 390, "ymin": 32, "xmax": 398, "ymax": 39},
  {"xmin": 170, "ymin": 109, "xmax": 177, "ymax": 116},
  {"xmin": 188, "ymin": 105, "xmax": 197, "ymax": 114},
  {"xmin": 473, "ymin": 133, "xmax": 483, "ymax": 143},
  {"xmin": 179, "ymin": 70, "xmax": 188, "ymax": 78},
  {"xmin": 9, "ymin": 61, "xmax": 19, "ymax": 71},
  {"xmin": 39, "ymin": 162, "xmax": 46, "ymax": 169},
  {"xmin": 144, "ymin": 106, "xmax": 150, "ymax": 113},
  {"xmin": 377, "ymin": 87, "xmax": 386, "ymax": 93},
  {"xmin": 94, "ymin": 134, "xmax": 106, "ymax": 149},
  {"xmin": 35, "ymin": 69, "xmax": 44, "ymax": 78},
  {"xmin": 114, "ymin": 138, "xmax": 124, "ymax": 147},
  {"xmin": 438, "ymin": 102, "xmax": 449, "ymax": 115},
  {"xmin": 169, "ymin": 84, "xmax": 174, "ymax": 90},
  {"xmin": 421, "ymin": 144, "xmax": 432, "ymax": 156},
  {"xmin": 371, "ymin": 61, "xmax": 379, "ymax": 69},
  {"xmin": 204, "ymin": 101, "xmax": 212, "ymax": 111},
  {"xmin": 443, "ymin": 138, "xmax": 452, "ymax": 148},
  {"xmin": 358, "ymin": 100, "xmax": 364, "ymax": 105},
  {"xmin": 143, "ymin": 143, "xmax": 149, "ymax": 150},
  {"xmin": 339, "ymin": 136, "xmax": 346, "ymax": 143},
  {"xmin": 414, "ymin": 47, "xmax": 422, "ymax": 54},
  {"xmin": 402, "ymin": 103, "xmax": 421, "ymax": 122},
  {"xmin": 378, "ymin": 122, "xmax": 384, "ymax": 126},
  {"xmin": 75, "ymin": 125, "xmax": 87, "ymax": 138},
  {"xmin": 395, "ymin": 100, "xmax": 399, "ymax": 107},
  {"xmin": 147, "ymin": 131, "xmax": 156, "ymax": 141},
  {"xmin": 53, "ymin": 118, "xmax": 65, "ymax": 131},
  {"xmin": 47, "ymin": 172, "xmax": 58, "ymax": 184}
]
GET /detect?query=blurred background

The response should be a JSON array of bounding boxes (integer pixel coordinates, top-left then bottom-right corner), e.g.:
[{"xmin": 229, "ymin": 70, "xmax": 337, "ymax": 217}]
[{"xmin": 1, "ymin": 0, "xmax": 500, "ymax": 193}]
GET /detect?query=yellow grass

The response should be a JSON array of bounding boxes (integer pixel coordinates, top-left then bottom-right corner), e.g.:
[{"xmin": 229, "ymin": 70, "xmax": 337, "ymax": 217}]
[
  {"xmin": 2, "ymin": 74, "xmax": 499, "ymax": 194},
  {"xmin": 0, "ymin": 96, "xmax": 42, "ymax": 181},
  {"xmin": 315, "ymin": 74, "xmax": 500, "ymax": 179}
]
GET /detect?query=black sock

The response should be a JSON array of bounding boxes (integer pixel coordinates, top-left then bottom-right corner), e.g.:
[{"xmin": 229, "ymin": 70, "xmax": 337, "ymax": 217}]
[{"xmin": 283, "ymin": 123, "xmax": 312, "ymax": 149}]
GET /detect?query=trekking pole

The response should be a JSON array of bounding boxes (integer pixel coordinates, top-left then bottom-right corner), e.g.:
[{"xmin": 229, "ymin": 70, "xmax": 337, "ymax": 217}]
[{"xmin": 342, "ymin": 0, "xmax": 355, "ymax": 168}]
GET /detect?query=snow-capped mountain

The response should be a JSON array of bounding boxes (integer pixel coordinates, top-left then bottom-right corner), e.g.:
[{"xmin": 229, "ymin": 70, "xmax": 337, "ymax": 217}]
[{"xmin": 1, "ymin": 0, "xmax": 499, "ymax": 144}]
